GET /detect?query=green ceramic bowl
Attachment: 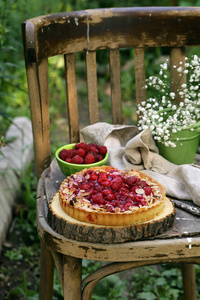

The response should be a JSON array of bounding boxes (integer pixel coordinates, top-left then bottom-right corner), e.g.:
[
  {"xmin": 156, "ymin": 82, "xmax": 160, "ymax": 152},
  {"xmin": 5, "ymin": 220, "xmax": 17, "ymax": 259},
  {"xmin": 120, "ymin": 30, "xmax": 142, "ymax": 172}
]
[{"xmin": 55, "ymin": 143, "xmax": 108, "ymax": 176}]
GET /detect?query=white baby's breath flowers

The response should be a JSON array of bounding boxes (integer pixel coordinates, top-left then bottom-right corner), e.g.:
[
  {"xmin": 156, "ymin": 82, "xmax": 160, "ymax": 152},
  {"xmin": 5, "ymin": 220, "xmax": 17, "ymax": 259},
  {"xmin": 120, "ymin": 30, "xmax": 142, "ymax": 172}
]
[{"xmin": 137, "ymin": 55, "xmax": 200, "ymax": 147}]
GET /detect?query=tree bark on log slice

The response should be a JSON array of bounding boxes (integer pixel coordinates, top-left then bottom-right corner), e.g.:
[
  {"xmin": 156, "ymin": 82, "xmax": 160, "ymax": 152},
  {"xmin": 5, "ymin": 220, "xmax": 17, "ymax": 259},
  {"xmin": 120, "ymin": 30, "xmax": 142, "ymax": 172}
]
[{"xmin": 47, "ymin": 194, "xmax": 176, "ymax": 243}]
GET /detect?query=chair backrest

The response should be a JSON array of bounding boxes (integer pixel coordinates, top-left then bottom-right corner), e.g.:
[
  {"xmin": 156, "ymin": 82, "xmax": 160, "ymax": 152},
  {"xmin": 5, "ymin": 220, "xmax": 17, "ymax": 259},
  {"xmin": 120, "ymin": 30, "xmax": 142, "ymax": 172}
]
[{"xmin": 22, "ymin": 7, "xmax": 200, "ymax": 179}]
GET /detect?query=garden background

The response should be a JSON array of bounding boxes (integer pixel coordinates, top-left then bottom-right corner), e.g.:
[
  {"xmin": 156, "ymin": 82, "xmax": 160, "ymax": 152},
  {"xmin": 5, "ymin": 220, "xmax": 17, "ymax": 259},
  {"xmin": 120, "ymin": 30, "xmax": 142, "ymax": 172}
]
[{"xmin": 1, "ymin": 0, "xmax": 200, "ymax": 299}]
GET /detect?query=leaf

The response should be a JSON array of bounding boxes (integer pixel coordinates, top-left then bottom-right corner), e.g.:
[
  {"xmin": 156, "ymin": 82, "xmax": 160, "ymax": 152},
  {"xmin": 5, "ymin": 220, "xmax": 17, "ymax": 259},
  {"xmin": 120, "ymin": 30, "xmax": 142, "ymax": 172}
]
[
  {"xmin": 4, "ymin": 62, "xmax": 19, "ymax": 68},
  {"xmin": 156, "ymin": 277, "xmax": 168, "ymax": 286},
  {"xmin": 169, "ymin": 288, "xmax": 182, "ymax": 298},
  {"xmin": 0, "ymin": 75, "xmax": 18, "ymax": 79},
  {"xmin": 2, "ymin": 45, "xmax": 16, "ymax": 52},
  {"xmin": 93, "ymin": 278, "xmax": 110, "ymax": 296},
  {"xmin": 161, "ymin": 269, "xmax": 179, "ymax": 277}
]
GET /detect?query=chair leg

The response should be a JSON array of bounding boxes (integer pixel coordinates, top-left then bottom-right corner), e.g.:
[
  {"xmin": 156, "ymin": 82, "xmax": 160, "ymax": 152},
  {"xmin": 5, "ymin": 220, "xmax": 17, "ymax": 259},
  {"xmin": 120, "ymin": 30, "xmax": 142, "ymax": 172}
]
[
  {"xmin": 181, "ymin": 263, "xmax": 197, "ymax": 300},
  {"xmin": 63, "ymin": 255, "xmax": 82, "ymax": 300},
  {"xmin": 39, "ymin": 241, "xmax": 54, "ymax": 300}
]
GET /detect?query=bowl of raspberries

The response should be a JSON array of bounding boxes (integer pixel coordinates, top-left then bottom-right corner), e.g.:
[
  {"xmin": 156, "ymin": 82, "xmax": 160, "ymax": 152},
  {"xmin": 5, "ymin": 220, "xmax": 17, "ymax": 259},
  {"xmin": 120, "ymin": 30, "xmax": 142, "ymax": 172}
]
[{"xmin": 55, "ymin": 142, "xmax": 108, "ymax": 176}]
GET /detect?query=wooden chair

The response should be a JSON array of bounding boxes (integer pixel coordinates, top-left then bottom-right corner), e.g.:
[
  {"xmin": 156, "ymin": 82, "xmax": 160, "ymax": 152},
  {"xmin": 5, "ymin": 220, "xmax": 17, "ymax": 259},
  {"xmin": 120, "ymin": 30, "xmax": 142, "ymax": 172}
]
[{"xmin": 22, "ymin": 7, "xmax": 200, "ymax": 300}]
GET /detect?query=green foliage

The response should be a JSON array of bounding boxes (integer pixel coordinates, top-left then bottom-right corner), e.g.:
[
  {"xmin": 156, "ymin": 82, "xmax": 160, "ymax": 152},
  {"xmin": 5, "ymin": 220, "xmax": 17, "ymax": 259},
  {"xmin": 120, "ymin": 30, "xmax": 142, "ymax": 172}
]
[
  {"xmin": 7, "ymin": 163, "xmax": 40, "ymax": 246},
  {"xmin": 93, "ymin": 274, "xmax": 128, "ymax": 300},
  {"xmin": 5, "ymin": 272, "xmax": 39, "ymax": 300},
  {"xmin": 129, "ymin": 264, "xmax": 184, "ymax": 299},
  {"xmin": 5, "ymin": 248, "xmax": 23, "ymax": 261}
]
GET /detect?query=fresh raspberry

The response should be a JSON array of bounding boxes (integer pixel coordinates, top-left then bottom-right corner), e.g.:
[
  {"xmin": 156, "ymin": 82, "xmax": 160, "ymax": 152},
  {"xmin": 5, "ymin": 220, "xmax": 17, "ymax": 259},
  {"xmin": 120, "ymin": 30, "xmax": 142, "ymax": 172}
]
[
  {"xmin": 89, "ymin": 172, "xmax": 98, "ymax": 181},
  {"xmin": 84, "ymin": 153, "xmax": 95, "ymax": 164},
  {"xmin": 93, "ymin": 182, "xmax": 102, "ymax": 192},
  {"xmin": 110, "ymin": 177, "xmax": 123, "ymax": 191},
  {"xmin": 85, "ymin": 169, "xmax": 94, "ymax": 175},
  {"xmin": 75, "ymin": 143, "xmax": 81, "ymax": 150},
  {"xmin": 88, "ymin": 151, "xmax": 98, "ymax": 162},
  {"xmin": 97, "ymin": 154, "xmax": 104, "ymax": 162},
  {"xmin": 71, "ymin": 155, "xmax": 84, "ymax": 164},
  {"xmin": 98, "ymin": 145, "xmax": 107, "ymax": 156},
  {"xmin": 92, "ymin": 193, "xmax": 104, "ymax": 205},
  {"xmin": 100, "ymin": 180, "xmax": 111, "ymax": 187},
  {"xmin": 74, "ymin": 142, "xmax": 89, "ymax": 152},
  {"xmin": 88, "ymin": 143, "xmax": 98, "ymax": 149},
  {"xmin": 77, "ymin": 148, "xmax": 86, "ymax": 158},
  {"xmin": 65, "ymin": 158, "xmax": 72, "ymax": 163},
  {"xmin": 79, "ymin": 142, "xmax": 89, "ymax": 152},
  {"xmin": 98, "ymin": 172, "xmax": 108, "ymax": 180},
  {"xmin": 105, "ymin": 194, "xmax": 116, "ymax": 201},
  {"xmin": 144, "ymin": 186, "xmax": 154, "ymax": 196},
  {"xmin": 79, "ymin": 183, "xmax": 92, "ymax": 190},
  {"xmin": 102, "ymin": 189, "xmax": 114, "ymax": 196},
  {"xmin": 125, "ymin": 176, "xmax": 140, "ymax": 187},
  {"xmin": 65, "ymin": 149, "xmax": 77, "ymax": 159},
  {"xmin": 59, "ymin": 149, "xmax": 69, "ymax": 161},
  {"xmin": 135, "ymin": 195, "xmax": 145, "ymax": 203},
  {"xmin": 110, "ymin": 181, "xmax": 121, "ymax": 191},
  {"xmin": 89, "ymin": 146, "xmax": 99, "ymax": 154},
  {"xmin": 114, "ymin": 177, "xmax": 123, "ymax": 184},
  {"xmin": 71, "ymin": 149, "xmax": 77, "ymax": 157}
]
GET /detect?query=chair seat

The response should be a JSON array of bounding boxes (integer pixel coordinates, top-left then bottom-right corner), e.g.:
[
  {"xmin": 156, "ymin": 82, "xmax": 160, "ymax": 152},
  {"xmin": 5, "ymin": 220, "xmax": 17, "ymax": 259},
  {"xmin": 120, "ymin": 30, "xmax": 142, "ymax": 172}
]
[
  {"xmin": 37, "ymin": 158, "xmax": 200, "ymax": 299},
  {"xmin": 37, "ymin": 158, "xmax": 200, "ymax": 261}
]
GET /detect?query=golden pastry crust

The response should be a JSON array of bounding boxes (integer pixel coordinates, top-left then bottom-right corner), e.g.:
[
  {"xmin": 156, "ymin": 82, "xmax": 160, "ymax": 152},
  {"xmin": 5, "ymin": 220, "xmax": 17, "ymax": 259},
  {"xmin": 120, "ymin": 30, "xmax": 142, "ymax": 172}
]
[{"xmin": 59, "ymin": 166, "xmax": 166, "ymax": 226}]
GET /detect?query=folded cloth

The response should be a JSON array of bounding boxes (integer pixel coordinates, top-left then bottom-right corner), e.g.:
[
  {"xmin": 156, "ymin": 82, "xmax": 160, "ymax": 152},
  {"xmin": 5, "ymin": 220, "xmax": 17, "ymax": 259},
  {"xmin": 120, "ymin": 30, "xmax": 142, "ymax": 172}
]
[{"xmin": 81, "ymin": 122, "xmax": 200, "ymax": 206}]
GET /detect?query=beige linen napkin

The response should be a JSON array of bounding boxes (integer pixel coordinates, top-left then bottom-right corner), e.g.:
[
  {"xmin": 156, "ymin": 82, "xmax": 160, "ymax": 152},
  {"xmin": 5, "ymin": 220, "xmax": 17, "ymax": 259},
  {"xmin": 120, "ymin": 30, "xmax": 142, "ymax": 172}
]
[{"xmin": 81, "ymin": 122, "xmax": 200, "ymax": 206}]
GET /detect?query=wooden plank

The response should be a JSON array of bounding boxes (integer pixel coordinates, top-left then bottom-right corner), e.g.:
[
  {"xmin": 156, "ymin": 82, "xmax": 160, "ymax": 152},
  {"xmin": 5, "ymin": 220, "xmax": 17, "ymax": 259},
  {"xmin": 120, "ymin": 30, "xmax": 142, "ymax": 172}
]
[
  {"xmin": 24, "ymin": 8, "xmax": 200, "ymax": 62},
  {"xmin": 86, "ymin": 51, "xmax": 99, "ymax": 124},
  {"xmin": 26, "ymin": 59, "xmax": 51, "ymax": 179},
  {"xmin": 63, "ymin": 255, "xmax": 82, "ymax": 300},
  {"xmin": 64, "ymin": 54, "xmax": 80, "ymax": 143},
  {"xmin": 170, "ymin": 47, "xmax": 186, "ymax": 104},
  {"xmin": 134, "ymin": 47, "xmax": 146, "ymax": 117},
  {"xmin": 182, "ymin": 264, "xmax": 197, "ymax": 300},
  {"xmin": 51, "ymin": 251, "xmax": 64, "ymax": 290},
  {"xmin": 109, "ymin": 49, "xmax": 123, "ymax": 124},
  {"xmin": 182, "ymin": 263, "xmax": 197, "ymax": 300},
  {"xmin": 39, "ymin": 241, "xmax": 54, "ymax": 300}
]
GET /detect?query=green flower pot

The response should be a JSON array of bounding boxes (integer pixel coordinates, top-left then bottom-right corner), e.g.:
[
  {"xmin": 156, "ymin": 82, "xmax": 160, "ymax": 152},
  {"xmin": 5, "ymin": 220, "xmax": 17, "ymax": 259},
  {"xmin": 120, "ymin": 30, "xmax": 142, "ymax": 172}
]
[{"xmin": 156, "ymin": 128, "xmax": 200, "ymax": 165}]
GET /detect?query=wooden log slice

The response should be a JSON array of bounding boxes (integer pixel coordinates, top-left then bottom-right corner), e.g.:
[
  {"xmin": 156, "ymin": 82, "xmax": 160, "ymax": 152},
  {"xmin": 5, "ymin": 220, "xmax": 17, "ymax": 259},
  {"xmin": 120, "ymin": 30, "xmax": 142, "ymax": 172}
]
[{"xmin": 47, "ymin": 193, "xmax": 176, "ymax": 243}]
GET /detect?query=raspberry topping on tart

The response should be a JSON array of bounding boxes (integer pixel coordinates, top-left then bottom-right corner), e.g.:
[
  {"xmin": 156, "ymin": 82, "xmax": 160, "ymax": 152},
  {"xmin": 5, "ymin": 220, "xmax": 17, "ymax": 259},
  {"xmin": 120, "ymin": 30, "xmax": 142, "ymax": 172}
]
[{"xmin": 59, "ymin": 166, "xmax": 166, "ymax": 226}]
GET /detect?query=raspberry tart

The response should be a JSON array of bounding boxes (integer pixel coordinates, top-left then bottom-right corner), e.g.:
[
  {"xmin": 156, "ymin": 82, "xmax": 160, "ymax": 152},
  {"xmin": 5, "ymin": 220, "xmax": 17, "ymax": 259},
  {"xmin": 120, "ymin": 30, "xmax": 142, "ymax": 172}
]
[{"xmin": 58, "ymin": 166, "xmax": 166, "ymax": 226}]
